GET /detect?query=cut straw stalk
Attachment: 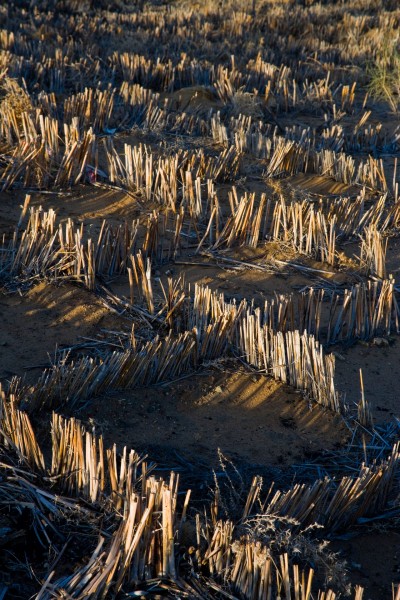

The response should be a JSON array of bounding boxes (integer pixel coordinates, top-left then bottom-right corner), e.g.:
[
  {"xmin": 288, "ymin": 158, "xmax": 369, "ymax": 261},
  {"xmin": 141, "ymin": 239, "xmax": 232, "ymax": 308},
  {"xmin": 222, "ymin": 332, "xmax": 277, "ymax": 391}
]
[{"xmin": 3, "ymin": 378, "xmax": 397, "ymax": 598}]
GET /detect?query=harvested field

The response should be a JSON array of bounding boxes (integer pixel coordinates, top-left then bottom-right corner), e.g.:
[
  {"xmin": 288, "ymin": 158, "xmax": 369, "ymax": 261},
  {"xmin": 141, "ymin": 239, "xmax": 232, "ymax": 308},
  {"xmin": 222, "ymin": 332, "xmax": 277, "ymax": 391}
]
[{"xmin": 1, "ymin": 1, "xmax": 400, "ymax": 599}]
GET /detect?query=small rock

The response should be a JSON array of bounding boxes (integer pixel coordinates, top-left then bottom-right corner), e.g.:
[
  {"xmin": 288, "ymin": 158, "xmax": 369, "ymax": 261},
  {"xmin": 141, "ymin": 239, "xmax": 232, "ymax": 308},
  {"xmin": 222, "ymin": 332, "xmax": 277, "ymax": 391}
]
[
  {"xmin": 372, "ymin": 337, "xmax": 389, "ymax": 347},
  {"xmin": 214, "ymin": 385, "xmax": 223, "ymax": 394}
]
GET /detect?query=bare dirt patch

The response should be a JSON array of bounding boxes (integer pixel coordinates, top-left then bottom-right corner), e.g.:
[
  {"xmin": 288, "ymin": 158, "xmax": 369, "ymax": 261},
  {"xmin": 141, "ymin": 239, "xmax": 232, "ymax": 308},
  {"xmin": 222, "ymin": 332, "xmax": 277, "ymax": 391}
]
[
  {"xmin": 76, "ymin": 369, "xmax": 347, "ymax": 475},
  {"xmin": 0, "ymin": 282, "xmax": 129, "ymax": 382}
]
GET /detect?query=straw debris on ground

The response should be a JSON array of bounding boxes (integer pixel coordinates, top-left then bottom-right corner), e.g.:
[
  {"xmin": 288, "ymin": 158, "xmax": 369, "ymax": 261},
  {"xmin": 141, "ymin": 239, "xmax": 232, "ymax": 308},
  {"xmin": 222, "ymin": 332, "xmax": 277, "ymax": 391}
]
[{"xmin": 1, "ymin": 1, "xmax": 400, "ymax": 599}]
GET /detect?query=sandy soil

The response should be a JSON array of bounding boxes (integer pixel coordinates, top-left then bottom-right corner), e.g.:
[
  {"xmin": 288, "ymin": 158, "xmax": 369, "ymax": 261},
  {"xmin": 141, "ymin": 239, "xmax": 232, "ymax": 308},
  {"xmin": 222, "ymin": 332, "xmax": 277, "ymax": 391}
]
[
  {"xmin": 331, "ymin": 531, "xmax": 400, "ymax": 600},
  {"xmin": 76, "ymin": 369, "xmax": 347, "ymax": 476},
  {"xmin": 0, "ymin": 281, "xmax": 131, "ymax": 383}
]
